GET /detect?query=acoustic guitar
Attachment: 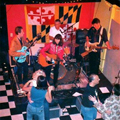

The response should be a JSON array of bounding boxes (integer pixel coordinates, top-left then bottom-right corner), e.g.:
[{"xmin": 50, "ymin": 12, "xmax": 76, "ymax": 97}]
[{"xmin": 38, "ymin": 52, "xmax": 62, "ymax": 67}]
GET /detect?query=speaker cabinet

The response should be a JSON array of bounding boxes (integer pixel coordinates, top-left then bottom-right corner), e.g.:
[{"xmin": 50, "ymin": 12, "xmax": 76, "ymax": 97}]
[
  {"xmin": 76, "ymin": 29, "xmax": 88, "ymax": 44},
  {"xmin": 75, "ymin": 29, "xmax": 88, "ymax": 58}
]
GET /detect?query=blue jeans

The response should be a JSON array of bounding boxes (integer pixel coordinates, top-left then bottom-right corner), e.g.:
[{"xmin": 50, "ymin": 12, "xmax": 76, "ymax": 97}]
[
  {"xmin": 44, "ymin": 99, "xmax": 49, "ymax": 120},
  {"xmin": 27, "ymin": 104, "xmax": 45, "ymax": 120},
  {"xmin": 81, "ymin": 105, "xmax": 97, "ymax": 120}
]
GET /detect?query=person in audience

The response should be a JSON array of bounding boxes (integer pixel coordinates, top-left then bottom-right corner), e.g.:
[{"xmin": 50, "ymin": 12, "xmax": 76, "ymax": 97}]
[
  {"xmin": 89, "ymin": 84, "xmax": 120, "ymax": 120},
  {"xmin": 22, "ymin": 72, "xmax": 53, "ymax": 120},
  {"xmin": 81, "ymin": 74, "xmax": 100, "ymax": 120},
  {"xmin": 49, "ymin": 19, "xmax": 64, "ymax": 42},
  {"xmin": 28, "ymin": 70, "xmax": 52, "ymax": 120}
]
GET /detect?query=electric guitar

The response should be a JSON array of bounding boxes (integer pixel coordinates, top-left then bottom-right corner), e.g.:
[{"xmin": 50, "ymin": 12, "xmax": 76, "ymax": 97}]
[
  {"xmin": 15, "ymin": 33, "xmax": 41, "ymax": 63},
  {"xmin": 38, "ymin": 52, "xmax": 62, "ymax": 67},
  {"xmin": 85, "ymin": 42, "xmax": 100, "ymax": 52},
  {"xmin": 81, "ymin": 44, "xmax": 119, "ymax": 57}
]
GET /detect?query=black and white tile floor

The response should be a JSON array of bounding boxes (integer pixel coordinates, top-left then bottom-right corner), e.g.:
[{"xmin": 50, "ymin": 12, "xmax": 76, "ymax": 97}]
[
  {"xmin": 0, "ymin": 67, "xmax": 85, "ymax": 120},
  {"xmin": 0, "ymin": 67, "xmax": 110, "ymax": 120}
]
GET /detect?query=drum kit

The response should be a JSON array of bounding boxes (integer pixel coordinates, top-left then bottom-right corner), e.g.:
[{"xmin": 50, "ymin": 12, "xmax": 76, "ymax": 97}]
[
  {"xmin": 50, "ymin": 43, "xmax": 81, "ymax": 80},
  {"xmin": 36, "ymin": 22, "xmax": 80, "ymax": 81}
]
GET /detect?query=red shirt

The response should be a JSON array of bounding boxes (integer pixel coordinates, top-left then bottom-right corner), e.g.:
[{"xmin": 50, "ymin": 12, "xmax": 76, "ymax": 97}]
[{"xmin": 40, "ymin": 43, "xmax": 64, "ymax": 60}]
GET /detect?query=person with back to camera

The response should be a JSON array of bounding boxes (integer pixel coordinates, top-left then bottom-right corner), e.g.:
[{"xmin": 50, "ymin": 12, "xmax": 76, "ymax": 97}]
[
  {"xmin": 27, "ymin": 70, "xmax": 52, "ymax": 120},
  {"xmin": 81, "ymin": 74, "xmax": 100, "ymax": 120},
  {"xmin": 89, "ymin": 84, "xmax": 120, "ymax": 120},
  {"xmin": 22, "ymin": 73, "xmax": 54, "ymax": 120},
  {"xmin": 28, "ymin": 69, "xmax": 53, "ymax": 120}
]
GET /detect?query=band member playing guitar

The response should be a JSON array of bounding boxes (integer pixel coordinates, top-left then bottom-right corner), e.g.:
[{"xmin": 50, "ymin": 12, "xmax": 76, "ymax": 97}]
[
  {"xmin": 39, "ymin": 34, "xmax": 64, "ymax": 88},
  {"xmin": 85, "ymin": 18, "xmax": 111, "ymax": 75},
  {"xmin": 9, "ymin": 26, "xmax": 29, "ymax": 87}
]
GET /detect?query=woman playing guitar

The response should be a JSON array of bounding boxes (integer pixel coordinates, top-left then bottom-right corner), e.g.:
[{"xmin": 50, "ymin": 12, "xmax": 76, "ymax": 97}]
[{"xmin": 38, "ymin": 34, "xmax": 64, "ymax": 88}]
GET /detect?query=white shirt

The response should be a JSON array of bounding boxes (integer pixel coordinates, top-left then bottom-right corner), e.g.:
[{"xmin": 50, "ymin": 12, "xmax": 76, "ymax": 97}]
[
  {"xmin": 49, "ymin": 26, "xmax": 64, "ymax": 42},
  {"xmin": 29, "ymin": 80, "xmax": 37, "ymax": 87}
]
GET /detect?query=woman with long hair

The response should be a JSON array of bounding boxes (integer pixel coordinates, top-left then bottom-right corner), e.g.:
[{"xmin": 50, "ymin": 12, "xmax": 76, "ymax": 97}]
[
  {"xmin": 39, "ymin": 34, "xmax": 64, "ymax": 88},
  {"xmin": 22, "ymin": 74, "xmax": 53, "ymax": 120}
]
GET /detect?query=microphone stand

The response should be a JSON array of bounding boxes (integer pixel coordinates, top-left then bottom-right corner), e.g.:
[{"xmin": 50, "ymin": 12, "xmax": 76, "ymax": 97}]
[
  {"xmin": 61, "ymin": 23, "xmax": 77, "ymax": 58},
  {"xmin": 26, "ymin": 38, "xmax": 36, "ymax": 72},
  {"xmin": 70, "ymin": 25, "xmax": 74, "ymax": 58},
  {"xmin": 61, "ymin": 23, "xmax": 76, "ymax": 33}
]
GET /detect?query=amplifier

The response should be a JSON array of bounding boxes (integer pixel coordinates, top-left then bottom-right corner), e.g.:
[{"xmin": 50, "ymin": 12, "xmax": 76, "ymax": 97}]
[{"xmin": 76, "ymin": 29, "xmax": 88, "ymax": 44}]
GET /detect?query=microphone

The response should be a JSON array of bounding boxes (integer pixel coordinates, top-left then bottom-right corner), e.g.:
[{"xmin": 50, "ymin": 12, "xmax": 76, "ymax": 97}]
[{"xmin": 26, "ymin": 38, "xmax": 29, "ymax": 41}]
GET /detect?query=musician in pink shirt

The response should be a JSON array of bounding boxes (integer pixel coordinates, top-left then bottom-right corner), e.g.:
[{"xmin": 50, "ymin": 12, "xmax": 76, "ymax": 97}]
[{"xmin": 39, "ymin": 34, "xmax": 64, "ymax": 88}]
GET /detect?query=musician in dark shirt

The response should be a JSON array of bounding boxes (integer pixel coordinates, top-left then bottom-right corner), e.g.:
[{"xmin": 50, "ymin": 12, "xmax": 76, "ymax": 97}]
[
  {"xmin": 85, "ymin": 18, "xmax": 111, "ymax": 74},
  {"xmin": 81, "ymin": 74, "xmax": 100, "ymax": 120},
  {"xmin": 9, "ymin": 26, "xmax": 29, "ymax": 87}
]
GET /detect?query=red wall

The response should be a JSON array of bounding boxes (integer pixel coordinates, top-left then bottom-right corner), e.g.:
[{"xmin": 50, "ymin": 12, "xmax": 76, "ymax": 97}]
[{"xmin": 6, "ymin": 5, "xmax": 26, "ymax": 47}]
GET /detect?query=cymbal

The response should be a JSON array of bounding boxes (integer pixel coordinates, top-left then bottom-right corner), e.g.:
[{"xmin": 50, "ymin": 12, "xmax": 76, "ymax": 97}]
[{"xmin": 68, "ymin": 43, "xmax": 79, "ymax": 47}]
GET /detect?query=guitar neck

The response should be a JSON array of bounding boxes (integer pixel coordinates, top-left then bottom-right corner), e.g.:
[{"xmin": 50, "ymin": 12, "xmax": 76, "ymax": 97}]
[
  {"xmin": 26, "ymin": 34, "xmax": 41, "ymax": 51},
  {"xmin": 81, "ymin": 46, "xmax": 108, "ymax": 57},
  {"xmin": 95, "ymin": 46, "xmax": 108, "ymax": 49},
  {"xmin": 82, "ymin": 45, "xmax": 119, "ymax": 58},
  {"xmin": 26, "ymin": 39, "xmax": 38, "ymax": 51}
]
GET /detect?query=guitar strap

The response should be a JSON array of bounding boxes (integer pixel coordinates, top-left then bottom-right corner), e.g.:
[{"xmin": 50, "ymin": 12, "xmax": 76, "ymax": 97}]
[{"xmin": 98, "ymin": 26, "xmax": 103, "ymax": 44}]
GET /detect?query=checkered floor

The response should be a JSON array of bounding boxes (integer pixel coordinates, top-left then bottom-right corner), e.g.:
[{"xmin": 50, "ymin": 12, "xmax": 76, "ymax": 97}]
[
  {"xmin": 0, "ymin": 68, "xmax": 84, "ymax": 120},
  {"xmin": 0, "ymin": 68, "xmax": 105, "ymax": 120}
]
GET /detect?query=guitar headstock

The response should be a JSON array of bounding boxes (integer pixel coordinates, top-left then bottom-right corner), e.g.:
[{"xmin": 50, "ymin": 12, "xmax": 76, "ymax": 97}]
[
  {"xmin": 36, "ymin": 33, "xmax": 41, "ymax": 40},
  {"xmin": 32, "ymin": 33, "xmax": 41, "ymax": 41},
  {"xmin": 112, "ymin": 45, "xmax": 119, "ymax": 50}
]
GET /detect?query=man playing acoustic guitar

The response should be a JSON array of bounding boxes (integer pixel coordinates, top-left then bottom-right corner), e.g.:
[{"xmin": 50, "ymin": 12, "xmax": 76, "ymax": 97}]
[
  {"xmin": 85, "ymin": 18, "xmax": 111, "ymax": 75},
  {"xmin": 9, "ymin": 26, "xmax": 29, "ymax": 87},
  {"xmin": 38, "ymin": 34, "xmax": 64, "ymax": 88}
]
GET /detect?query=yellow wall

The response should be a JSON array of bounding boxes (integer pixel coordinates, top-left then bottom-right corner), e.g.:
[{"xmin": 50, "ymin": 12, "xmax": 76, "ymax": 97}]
[{"xmin": 93, "ymin": 0, "xmax": 120, "ymax": 83}]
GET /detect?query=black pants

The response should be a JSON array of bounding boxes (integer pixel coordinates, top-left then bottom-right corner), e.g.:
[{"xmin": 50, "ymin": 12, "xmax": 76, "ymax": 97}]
[
  {"xmin": 16, "ymin": 61, "xmax": 28, "ymax": 84},
  {"xmin": 43, "ymin": 63, "xmax": 59, "ymax": 86},
  {"xmin": 89, "ymin": 52, "xmax": 100, "ymax": 75}
]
